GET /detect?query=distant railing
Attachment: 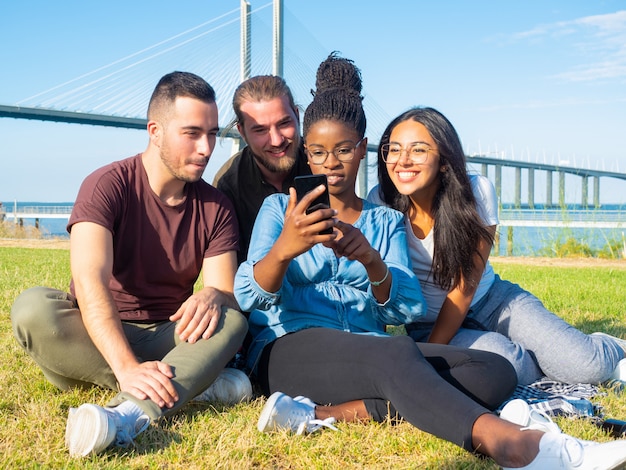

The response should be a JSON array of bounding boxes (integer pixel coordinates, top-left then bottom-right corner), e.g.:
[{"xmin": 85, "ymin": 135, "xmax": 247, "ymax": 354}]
[
  {"xmin": 495, "ymin": 208, "xmax": 625, "ymax": 255},
  {"xmin": 1, "ymin": 204, "xmax": 624, "ymax": 226},
  {"xmin": 12, "ymin": 205, "xmax": 72, "ymax": 215},
  {"xmin": 499, "ymin": 208, "xmax": 624, "ymax": 228},
  {"xmin": 2, "ymin": 205, "xmax": 73, "ymax": 220}
]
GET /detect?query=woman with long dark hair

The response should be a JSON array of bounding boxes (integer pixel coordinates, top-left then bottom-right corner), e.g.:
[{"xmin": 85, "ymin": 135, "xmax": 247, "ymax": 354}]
[{"xmin": 371, "ymin": 106, "xmax": 626, "ymax": 386}]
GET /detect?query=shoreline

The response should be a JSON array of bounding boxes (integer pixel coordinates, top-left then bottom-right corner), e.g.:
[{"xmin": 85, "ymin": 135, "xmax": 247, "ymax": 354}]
[
  {"xmin": 0, "ymin": 238, "xmax": 70, "ymax": 250},
  {"xmin": 1, "ymin": 238, "xmax": 625, "ymax": 268}
]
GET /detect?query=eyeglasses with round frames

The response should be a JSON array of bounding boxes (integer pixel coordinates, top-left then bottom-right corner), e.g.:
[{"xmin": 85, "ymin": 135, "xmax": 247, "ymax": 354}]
[
  {"xmin": 305, "ymin": 139, "xmax": 364, "ymax": 165},
  {"xmin": 381, "ymin": 143, "xmax": 434, "ymax": 164}
]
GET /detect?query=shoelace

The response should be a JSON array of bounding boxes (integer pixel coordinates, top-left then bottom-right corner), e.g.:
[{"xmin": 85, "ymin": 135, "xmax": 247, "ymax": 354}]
[
  {"xmin": 113, "ymin": 414, "xmax": 151, "ymax": 447},
  {"xmin": 295, "ymin": 417, "xmax": 339, "ymax": 435},
  {"xmin": 558, "ymin": 436, "xmax": 585, "ymax": 467}
]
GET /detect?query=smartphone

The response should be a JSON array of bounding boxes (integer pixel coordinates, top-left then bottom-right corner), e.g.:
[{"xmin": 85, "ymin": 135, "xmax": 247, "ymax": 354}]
[{"xmin": 294, "ymin": 174, "xmax": 333, "ymax": 235}]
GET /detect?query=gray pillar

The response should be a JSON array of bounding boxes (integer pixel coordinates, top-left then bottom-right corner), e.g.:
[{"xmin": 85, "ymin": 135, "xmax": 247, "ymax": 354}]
[
  {"xmin": 507, "ymin": 226, "xmax": 513, "ymax": 256},
  {"xmin": 481, "ymin": 163, "xmax": 488, "ymax": 177},
  {"xmin": 528, "ymin": 168, "xmax": 535, "ymax": 209},
  {"xmin": 272, "ymin": 0, "xmax": 284, "ymax": 77},
  {"xmin": 593, "ymin": 176, "xmax": 601, "ymax": 208},
  {"xmin": 581, "ymin": 176, "xmax": 588, "ymax": 208},
  {"xmin": 240, "ymin": 1, "xmax": 251, "ymax": 82},
  {"xmin": 558, "ymin": 171, "xmax": 565, "ymax": 208},
  {"xmin": 546, "ymin": 170, "xmax": 553, "ymax": 207},
  {"xmin": 357, "ymin": 148, "xmax": 368, "ymax": 198},
  {"xmin": 495, "ymin": 165, "xmax": 502, "ymax": 207},
  {"xmin": 514, "ymin": 167, "xmax": 521, "ymax": 209}
]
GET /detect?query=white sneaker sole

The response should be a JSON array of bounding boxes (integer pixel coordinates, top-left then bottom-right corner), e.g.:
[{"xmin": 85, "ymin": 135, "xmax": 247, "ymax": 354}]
[
  {"xmin": 65, "ymin": 404, "xmax": 115, "ymax": 457},
  {"xmin": 257, "ymin": 392, "xmax": 283, "ymax": 432}
]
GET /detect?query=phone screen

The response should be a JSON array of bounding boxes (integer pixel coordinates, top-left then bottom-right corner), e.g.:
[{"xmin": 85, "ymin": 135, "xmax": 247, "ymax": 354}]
[{"xmin": 294, "ymin": 174, "xmax": 332, "ymax": 234}]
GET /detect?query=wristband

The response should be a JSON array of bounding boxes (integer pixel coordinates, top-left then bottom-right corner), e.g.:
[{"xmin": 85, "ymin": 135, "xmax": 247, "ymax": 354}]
[{"xmin": 370, "ymin": 265, "xmax": 389, "ymax": 287}]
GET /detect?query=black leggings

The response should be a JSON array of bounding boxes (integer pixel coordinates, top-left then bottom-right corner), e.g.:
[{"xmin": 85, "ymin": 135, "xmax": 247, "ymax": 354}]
[{"xmin": 257, "ymin": 328, "xmax": 516, "ymax": 451}]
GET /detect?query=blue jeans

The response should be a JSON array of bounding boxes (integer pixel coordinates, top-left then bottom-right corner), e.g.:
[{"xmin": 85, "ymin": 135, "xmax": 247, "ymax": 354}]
[{"xmin": 406, "ymin": 275, "xmax": 625, "ymax": 385}]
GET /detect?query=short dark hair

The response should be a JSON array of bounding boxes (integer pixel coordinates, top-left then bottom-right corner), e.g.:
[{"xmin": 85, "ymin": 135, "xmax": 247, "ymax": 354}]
[{"xmin": 147, "ymin": 71, "xmax": 216, "ymax": 121}]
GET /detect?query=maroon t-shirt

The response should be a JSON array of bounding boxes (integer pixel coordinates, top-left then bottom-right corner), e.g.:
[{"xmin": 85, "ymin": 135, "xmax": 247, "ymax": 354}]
[{"xmin": 68, "ymin": 154, "xmax": 239, "ymax": 321}]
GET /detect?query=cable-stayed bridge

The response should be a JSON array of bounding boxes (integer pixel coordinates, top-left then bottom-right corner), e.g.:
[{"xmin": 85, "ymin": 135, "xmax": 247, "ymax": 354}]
[
  {"xmin": 1, "ymin": 2, "xmax": 380, "ymax": 135},
  {"xmin": 0, "ymin": 0, "xmax": 625, "ymax": 214},
  {"xmin": 0, "ymin": 0, "xmax": 393, "ymax": 198}
]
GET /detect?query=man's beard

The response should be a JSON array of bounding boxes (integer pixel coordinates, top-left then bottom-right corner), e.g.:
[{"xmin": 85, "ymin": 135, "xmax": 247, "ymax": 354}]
[
  {"xmin": 160, "ymin": 146, "xmax": 205, "ymax": 183},
  {"xmin": 253, "ymin": 152, "xmax": 297, "ymax": 174}
]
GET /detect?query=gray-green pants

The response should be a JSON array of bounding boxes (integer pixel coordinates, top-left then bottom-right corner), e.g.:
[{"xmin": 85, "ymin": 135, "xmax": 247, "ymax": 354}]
[{"xmin": 11, "ymin": 286, "xmax": 248, "ymax": 420}]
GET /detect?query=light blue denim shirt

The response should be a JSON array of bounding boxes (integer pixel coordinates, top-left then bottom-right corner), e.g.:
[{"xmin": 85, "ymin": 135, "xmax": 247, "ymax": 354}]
[{"xmin": 235, "ymin": 194, "xmax": 427, "ymax": 373}]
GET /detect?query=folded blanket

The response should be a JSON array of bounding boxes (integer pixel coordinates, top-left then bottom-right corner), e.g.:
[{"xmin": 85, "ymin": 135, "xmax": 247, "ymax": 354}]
[{"xmin": 500, "ymin": 379, "xmax": 607, "ymax": 419}]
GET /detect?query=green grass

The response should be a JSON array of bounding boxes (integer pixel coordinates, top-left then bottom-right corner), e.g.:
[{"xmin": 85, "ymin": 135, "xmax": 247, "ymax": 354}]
[{"xmin": 1, "ymin": 246, "xmax": 626, "ymax": 468}]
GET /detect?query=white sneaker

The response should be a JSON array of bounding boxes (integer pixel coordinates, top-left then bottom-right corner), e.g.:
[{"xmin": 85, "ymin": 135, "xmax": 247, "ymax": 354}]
[
  {"xmin": 65, "ymin": 402, "xmax": 150, "ymax": 457},
  {"xmin": 503, "ymin": 432, "xmax": 626, "ymax": 469},
  {"xmin": 610, "ymin": 359, "xmax": 626, "ymax": 382},
  {"xmin": 500, "ymin": 399, "xmax": 561, "ymax": 434},
  {"xmin": 193, "ymin": 368, "xmax": 253, "ymax": 405},
  {"xmin": 257, "ymin": 391, "xmax": 338, "ymax": 435}
]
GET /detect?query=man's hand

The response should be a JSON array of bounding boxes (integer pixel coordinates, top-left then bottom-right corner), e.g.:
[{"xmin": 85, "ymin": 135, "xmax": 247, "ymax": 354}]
[
  {"xmin": 116, "ymin": 361, "xmax": 178, "ymax": 409},
  {"xmin": 170, "ymin": 286, "xmax": 228, "ymax": 342}
]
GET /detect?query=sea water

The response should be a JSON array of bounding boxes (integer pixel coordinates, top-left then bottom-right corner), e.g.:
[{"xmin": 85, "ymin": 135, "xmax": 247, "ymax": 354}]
[
  {"xmin": 2, "ymin": 201, "xmax": 625, "ymax": 257},
  {"xmin": 1, "ymin": 201, "xmax": 72, "ymax": 238}
]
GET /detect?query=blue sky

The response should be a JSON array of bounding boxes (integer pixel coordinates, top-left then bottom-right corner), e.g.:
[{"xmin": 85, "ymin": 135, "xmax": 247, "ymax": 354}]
[{"xmin": 1, "ymin": 0, "xmax": 625, "ymax": 203}]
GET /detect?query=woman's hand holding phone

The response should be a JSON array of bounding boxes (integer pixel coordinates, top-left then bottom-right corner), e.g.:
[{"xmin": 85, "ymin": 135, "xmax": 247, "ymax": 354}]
[{"xmin": 294, "ymin": 175, "xmax": 334, "ymax": 235}]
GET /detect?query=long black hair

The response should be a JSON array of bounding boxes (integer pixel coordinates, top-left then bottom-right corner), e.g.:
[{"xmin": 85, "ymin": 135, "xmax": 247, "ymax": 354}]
[{"xmin": 376, "ymin": 107, "xmax": 494, "ymax": 291}]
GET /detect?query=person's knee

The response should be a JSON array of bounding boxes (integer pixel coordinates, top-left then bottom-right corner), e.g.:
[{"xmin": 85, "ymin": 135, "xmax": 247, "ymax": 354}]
[
  {"xmin": 11, "ymin": 286, "xmax": 70, "ymax": 348},
  {"xmin": 385, "ymin": 335, "xmax": 422, "ymax": 365},
  {"xmin": 465, "ymin": 349, "xmax": 518, "ymax": 408},
  {"xmin": 475, "ymin": 349, "xmax": 517, "ymax": 388},
  {"xmin": 455, "ymin": 342, "xmax": 515, "ymax": 378},
  {"xmin": 221, "ymin": 308, "xmax": 249, "ymax": 342},
  {"xmin": 11, "ymin": 287, "xmax": 53, "ymax": 337}
]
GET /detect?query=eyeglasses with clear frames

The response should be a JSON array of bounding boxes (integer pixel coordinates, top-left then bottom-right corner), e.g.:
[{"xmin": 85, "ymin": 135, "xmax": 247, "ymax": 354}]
[
  {"xmin": 381, "ymin": 143, "xmax": 434, "ymax": 164},
  {"xmin": 306, "ymin": 138, "xmax": 364, "ymax": 165}
]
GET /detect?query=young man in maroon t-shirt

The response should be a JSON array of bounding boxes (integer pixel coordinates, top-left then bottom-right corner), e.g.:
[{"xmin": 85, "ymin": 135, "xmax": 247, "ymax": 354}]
[{"xmin": 11, "ymin": 71, "xmax": 250, "ymax": 457}]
